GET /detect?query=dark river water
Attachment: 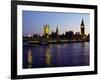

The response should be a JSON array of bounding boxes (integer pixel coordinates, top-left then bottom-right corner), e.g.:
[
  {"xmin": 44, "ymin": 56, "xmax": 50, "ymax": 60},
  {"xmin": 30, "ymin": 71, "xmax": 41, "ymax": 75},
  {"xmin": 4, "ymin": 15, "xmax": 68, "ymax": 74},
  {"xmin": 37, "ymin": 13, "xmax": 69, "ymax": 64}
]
[{"xmin": 23, "ymin": 42, "xmax": 89, "ymax": 69}]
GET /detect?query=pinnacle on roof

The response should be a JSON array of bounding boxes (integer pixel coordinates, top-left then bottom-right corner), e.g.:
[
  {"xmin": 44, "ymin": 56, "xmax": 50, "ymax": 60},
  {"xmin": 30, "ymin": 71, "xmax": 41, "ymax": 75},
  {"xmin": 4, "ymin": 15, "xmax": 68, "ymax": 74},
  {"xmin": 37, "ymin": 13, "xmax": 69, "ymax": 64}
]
[{"xmin": 81, "ymin": 19, "xmax": 85, "ymax": 26}]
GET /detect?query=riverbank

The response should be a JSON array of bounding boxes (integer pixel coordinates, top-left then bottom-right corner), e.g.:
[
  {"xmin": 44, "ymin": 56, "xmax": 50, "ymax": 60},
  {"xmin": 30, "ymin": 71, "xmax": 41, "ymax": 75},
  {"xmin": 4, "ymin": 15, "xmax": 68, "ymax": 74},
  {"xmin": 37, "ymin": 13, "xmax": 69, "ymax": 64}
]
[{"xmin": 27, "ymin": 40, "xmax": 89, "ymax": 45}]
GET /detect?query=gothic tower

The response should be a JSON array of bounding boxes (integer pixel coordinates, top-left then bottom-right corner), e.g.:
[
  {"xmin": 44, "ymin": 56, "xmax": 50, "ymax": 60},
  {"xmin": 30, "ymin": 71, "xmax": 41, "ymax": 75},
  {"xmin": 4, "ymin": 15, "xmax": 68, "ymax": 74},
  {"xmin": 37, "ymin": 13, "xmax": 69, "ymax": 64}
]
[
  {"xmin": 80, "ymin": 19, "xmax": 85, "ymax": 36},
  {"xmin": 44, "ymin": 24, "xmax": 49, "ymax": 35},
  {"xmin": 56, "ymin": 26, "xmax": 59, "ymax": 35},
  {"xmin": 44, "ymin": 24, "xmax": 50, "ymax": 38}
]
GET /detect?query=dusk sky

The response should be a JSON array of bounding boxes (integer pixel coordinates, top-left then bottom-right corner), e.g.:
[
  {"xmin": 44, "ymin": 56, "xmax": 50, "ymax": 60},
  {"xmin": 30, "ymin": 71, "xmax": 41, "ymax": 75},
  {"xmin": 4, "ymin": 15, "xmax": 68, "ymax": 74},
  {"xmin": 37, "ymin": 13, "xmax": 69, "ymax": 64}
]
[{"xmin": 22, "ymin": 11, "xmax": 90, "ymax": 36}]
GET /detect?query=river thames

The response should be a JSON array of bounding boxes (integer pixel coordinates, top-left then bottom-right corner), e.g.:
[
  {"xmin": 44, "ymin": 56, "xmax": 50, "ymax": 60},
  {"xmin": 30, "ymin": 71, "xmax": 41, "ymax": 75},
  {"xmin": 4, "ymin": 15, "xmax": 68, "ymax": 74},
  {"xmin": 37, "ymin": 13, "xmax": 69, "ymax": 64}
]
[{"xmin": 23, "ymin": 42, "xmax": 89, "ymax": 69}]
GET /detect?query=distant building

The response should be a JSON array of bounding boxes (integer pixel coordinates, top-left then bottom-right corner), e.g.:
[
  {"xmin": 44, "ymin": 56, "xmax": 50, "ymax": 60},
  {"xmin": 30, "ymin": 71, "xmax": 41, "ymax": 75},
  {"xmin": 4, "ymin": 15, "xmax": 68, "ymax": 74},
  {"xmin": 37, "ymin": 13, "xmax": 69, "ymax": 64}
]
[
  {"xmin": 80, "ymin": 19, "xmax": 85, "ymax": 36},
  {"xmin": 50, "ymin": 26, "xmax": 59, "ymax": 39},
  {"xmin": 80, "ymin": 19, "xmax": 87, "ymax": 40},
  {"xmin": 74, "ymin": 32, "xmax": 81, "ymax": 40},
  {"xmin": 56, "ymin": 26, "xmax": 59, "ymax": 36},
  {"xmin": 33, "ymin": 34, "xmax": 40, "ymax": 40},
  {"xmin": 44, "ymin": 24, "xmax": 50, "ymax": 38},
  {"xmin": 65, "ymin": 31, "xmax": 74, "ymax": 40}
]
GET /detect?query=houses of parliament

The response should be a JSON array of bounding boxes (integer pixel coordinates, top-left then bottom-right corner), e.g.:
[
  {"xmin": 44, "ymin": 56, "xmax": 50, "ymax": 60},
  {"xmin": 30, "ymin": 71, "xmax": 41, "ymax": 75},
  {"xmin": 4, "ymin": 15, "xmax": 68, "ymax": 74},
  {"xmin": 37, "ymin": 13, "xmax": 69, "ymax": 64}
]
[
  {"xmin": 43, "ymin": 19, "xmax": 89, "ymax": 41},
  {"xmin": 24, "ymin": 19, "xmax": 89, "ymax": 42}
]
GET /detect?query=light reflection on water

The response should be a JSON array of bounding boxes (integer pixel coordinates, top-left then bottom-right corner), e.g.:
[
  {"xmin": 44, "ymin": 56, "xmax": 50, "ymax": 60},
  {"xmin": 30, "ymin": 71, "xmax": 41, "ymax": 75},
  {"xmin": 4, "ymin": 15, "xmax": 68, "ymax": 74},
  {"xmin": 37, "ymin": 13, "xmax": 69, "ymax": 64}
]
[
  {"xmin": 27, "ymin": 49, "xmax": 33, "ymax": 68},
  {"xmin": 45, "ymin": 47, "xmax": 51, "ymax": 66},
  {"xmin": 23, "ymin": 42, "xmax": 89, "ymax": 68}
]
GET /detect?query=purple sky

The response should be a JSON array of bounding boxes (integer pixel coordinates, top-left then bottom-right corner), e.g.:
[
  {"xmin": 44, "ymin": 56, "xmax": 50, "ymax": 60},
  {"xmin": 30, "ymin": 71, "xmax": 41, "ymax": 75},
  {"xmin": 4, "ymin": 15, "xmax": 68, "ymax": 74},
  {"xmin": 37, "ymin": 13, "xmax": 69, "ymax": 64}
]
[{"xmin": 22, "ymin": 11, "xmax": 90, "ymax": 36}]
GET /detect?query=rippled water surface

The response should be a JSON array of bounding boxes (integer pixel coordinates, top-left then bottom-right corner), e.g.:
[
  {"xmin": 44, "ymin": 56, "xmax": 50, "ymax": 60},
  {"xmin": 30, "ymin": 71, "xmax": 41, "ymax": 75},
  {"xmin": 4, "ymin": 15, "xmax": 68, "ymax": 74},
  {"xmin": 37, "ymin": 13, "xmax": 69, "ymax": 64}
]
[{"xmin": 23, "ymin": 42, "xmax": 89, "ymax": 68}]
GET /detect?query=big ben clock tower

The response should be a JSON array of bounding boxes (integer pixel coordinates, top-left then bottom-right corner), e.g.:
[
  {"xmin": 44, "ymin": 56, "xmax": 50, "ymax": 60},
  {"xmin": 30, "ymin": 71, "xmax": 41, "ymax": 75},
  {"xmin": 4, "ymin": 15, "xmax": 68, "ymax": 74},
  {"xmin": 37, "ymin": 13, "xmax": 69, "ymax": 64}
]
[{"xmin": 80, "ymin": 19, "xmax": 85, "ymax": 36}]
